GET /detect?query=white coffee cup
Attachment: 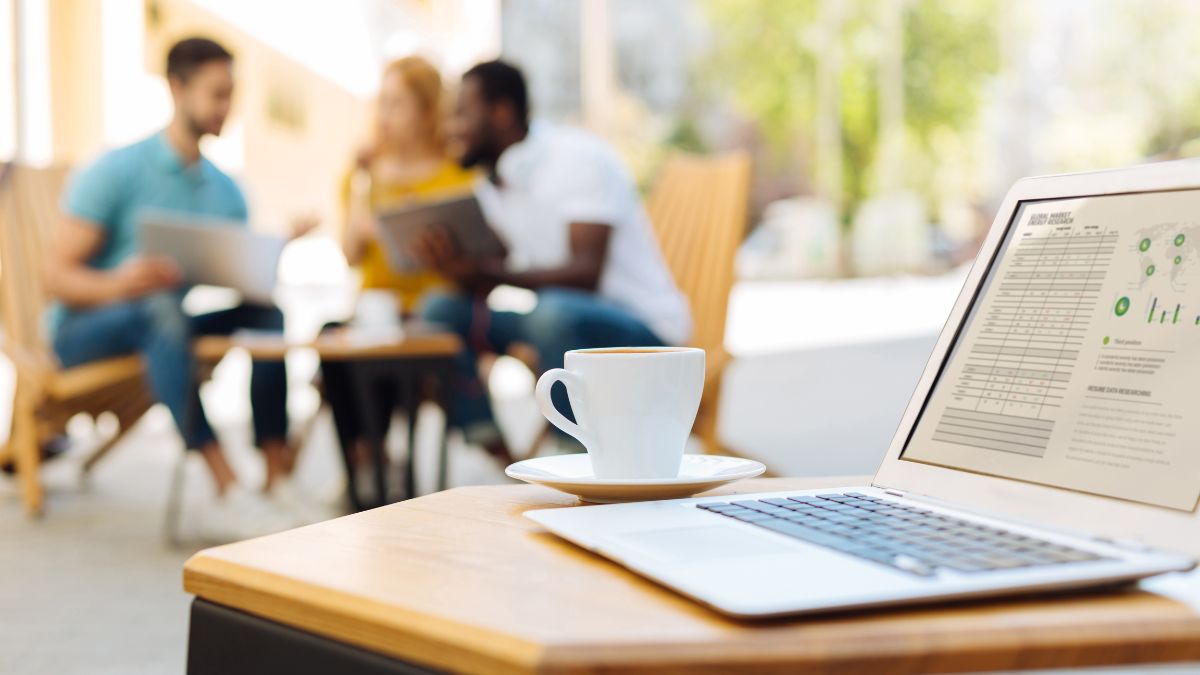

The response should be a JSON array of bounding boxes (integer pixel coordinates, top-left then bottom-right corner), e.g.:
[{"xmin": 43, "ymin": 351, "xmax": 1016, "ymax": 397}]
[
  {"xmin": 535, "ymin": 347, "xmax": 704, "ymax": 479},
  {"xmin": 353, "ymin": 289, "xmax": 401, "ymax": 329}
]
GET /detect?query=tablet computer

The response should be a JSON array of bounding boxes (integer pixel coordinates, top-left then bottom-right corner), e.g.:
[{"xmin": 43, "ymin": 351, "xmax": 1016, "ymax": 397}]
[
  {"xmin": 140, "ymin": 211, "xmax": 286, "ymax": 305},
  {"xmin": 376, "ymin": 194, "xmax": 507, "ymax": 273}
]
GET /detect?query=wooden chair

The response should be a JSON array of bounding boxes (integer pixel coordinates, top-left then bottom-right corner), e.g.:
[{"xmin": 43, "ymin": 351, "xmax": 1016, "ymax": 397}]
[
  {"xmin": 0, "ymin": 163, "xmax": 155, "ymax": 516},
  {"xmin": 508, "ymin": 151, "xmax": 752, "ymax": 458},
  {"xmin": 0, "ymin": 164, "xmax": 315, "ymax": 532},
  {"xmin": 644, "ymin": 151, "xmax": 752, "ymax": 456}
]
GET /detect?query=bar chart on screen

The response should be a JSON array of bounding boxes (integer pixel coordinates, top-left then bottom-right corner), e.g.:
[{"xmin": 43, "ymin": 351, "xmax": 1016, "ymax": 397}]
[
  {"xmin": 1141, "ymin": 297, "xmax": 1185, "ymax": 324},
  {"xmin": 1113, "ymin": 224, "xmax": 1200, "ymax": 330}
]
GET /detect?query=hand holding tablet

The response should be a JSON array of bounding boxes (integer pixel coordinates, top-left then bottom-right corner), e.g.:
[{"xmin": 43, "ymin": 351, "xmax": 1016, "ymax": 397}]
[{"xmin": 375, "ymin": 194, "xmax": 507, "ymax": 274}]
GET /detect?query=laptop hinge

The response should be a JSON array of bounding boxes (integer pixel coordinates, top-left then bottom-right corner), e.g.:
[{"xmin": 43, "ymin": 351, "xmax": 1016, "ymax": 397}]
[
  {"xmin": 1093, "ymin": 536, "xmax": 1152, "ymax": 552},
  {"xmin": 875, "ymin": 488, "xmax": 1152, "ymax": 549}
]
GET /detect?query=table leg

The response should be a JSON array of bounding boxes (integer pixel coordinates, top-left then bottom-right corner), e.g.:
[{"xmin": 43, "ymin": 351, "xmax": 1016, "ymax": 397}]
[
  {"xmin": 165, "ymin": 363, "xmax": 202, "ymax": 545},
  {"xmin": 349, "ymin": 362, "xmax": 388, "ymax": 509},
  {"xmin": 319, "ymin": 362, "xmax": 364, "ymax": 513},
  {"xmin": 402, "ymin": 369, "xmax": 418, "ymax": 500},
  {"xmin": 436, "ymin": 359, "xmax": 452, "ymax": 493}
]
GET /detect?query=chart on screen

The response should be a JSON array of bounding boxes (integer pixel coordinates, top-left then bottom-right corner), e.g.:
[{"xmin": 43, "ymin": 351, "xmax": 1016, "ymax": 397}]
[{"xmin": 907, "ymin": 191, "xmax": 1200, "ymax": 511}]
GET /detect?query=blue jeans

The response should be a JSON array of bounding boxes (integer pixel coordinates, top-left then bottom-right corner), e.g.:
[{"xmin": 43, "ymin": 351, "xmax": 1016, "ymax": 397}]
[
  {"xmin": 53, "ymin": 293, "xmax": 288, "ymax": 450},
  {"xmin": 420, "ymin": 287, "xmax": 664, "ymax": 443}
]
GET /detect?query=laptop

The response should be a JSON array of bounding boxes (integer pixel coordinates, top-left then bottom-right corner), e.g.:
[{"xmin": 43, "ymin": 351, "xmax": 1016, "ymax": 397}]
[
  {"xmin": 526, "ymin": 160, "xmax": 1200, "ymax": 618},
  {"xmin": 140, "ymin": 211, "xmax": 287, "ymax": 306}
]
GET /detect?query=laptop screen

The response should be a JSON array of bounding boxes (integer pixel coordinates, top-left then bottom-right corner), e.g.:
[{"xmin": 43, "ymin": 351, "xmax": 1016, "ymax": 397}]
[{"xmin": 902, "ymin": 188, "xmax": 1200, "ymax": 512}]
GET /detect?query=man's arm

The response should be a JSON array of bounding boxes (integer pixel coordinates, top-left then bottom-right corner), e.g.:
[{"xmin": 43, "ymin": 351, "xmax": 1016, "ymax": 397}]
[
  {"xmin": 45, "ymin": 215, "xmax": 181, "ymax": 309},
  {"xmin": 486, "ymin": 221, "xmax": 610, "ymax": 291},
  {"xmin": 413, "ymin": 221, "xmax": 612, "ymax": 293}
]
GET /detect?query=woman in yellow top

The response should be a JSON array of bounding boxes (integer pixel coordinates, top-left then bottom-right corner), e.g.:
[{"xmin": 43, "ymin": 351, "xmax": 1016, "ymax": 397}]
[
  {"xmin": 341, "ymin": 56, "xmax": 475, "ymax": 310},
  {"xmin": 328, "ymin": 56, "xmax": 474, "ymax": 505}
]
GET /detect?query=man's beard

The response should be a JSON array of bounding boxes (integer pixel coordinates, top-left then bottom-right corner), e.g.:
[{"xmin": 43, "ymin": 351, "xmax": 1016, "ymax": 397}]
[
  {"xmin": 457, "ymin": 135, "xmax": 500, "ymax": 171},
  {"xmin": 183, "ymin": 110, "xmax": 219, "ymax": 139},
  {"xmin": 457, "ymin": 144, "xmax": 490, "ymax": 170}
]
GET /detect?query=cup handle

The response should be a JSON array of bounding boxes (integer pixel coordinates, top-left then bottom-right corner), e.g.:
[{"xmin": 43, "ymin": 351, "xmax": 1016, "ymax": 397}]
[{"xmin": 534, "ymin": 368, "xmax": 594, "ymax": 450}]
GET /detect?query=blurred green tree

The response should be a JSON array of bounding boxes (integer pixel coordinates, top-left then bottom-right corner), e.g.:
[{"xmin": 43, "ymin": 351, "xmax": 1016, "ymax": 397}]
[
  {"xmin": 1092, "ymin": 1, "xmax": 1200, "ymax": 161},
  {"xmin": 701, "ymin": 0, "xmax": 999, "ymax": 221}
]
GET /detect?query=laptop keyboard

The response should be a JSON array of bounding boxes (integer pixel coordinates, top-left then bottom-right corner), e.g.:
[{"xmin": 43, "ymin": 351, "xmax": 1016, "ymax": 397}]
[{"xmin": 696, "ymin": 492, "xmax": 1108, "ymax": 577}]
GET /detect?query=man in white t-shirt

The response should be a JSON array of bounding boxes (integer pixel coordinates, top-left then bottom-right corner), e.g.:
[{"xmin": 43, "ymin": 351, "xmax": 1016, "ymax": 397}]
[{"xmin": 414, "ymin": 60, "xmax": 691, "ymax": 463}]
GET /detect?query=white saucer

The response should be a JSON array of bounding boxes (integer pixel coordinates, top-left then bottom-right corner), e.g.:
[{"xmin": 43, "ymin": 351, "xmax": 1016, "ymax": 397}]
[{"xmin": 505, "ymin": 453, "xmax": 766, "ymax": 503}]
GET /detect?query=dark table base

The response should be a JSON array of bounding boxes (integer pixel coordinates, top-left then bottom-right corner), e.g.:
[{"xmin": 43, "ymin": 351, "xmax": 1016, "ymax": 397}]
[
  {"xmin": 329, "ymin": 355, "xmax": 456, "ymax": 512},
  {"xmin": 186, "ymin": 599, "xmax": 440, "ymax": 675}
]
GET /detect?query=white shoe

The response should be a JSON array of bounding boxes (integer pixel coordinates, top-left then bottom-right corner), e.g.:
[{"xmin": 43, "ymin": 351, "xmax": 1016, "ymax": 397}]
[
  {"xmin": 352, "ymin": 460, "xmax": 384, "ymax": 506},
  {"xmin": 271, "ymin": 480, "xmax": 339, "ymax": 525},
  {"xmin": 201, "ymin": 485, "xmax": 302, "ymax": 542}
]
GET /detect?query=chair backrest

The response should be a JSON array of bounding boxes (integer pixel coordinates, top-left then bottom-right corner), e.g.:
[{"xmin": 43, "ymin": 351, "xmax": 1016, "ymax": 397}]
[
  {"xmin": 0, "ymin": 163, "xmax": 71, "ymax": 374},
  {"xmin": 645, "ymin": 152, "xmax": 752, "ymax": 359}
]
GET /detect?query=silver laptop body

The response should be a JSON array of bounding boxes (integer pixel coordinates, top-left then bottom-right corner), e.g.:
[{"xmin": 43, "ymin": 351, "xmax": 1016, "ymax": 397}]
[
  {"xmin": 527, "ymin": 161, "xmax": 1200, "ymax": 618},
  {"xmin": 140, "ymin": 212, "xmax": 286, "ymax": 306}
]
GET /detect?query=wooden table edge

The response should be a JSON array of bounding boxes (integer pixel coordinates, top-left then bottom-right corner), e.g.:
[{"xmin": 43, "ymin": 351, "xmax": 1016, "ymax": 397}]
[
  {"xmin": 192, "ymin": 332, "xmax": 463, "ymax": 362},
  {"xmin": 185, "ymin": 550, "xmax": 1200, "ymax": 675},
  {"xmin": 534, "ymin": 613, "xmax": 1200, "ymax": 674},
  {"xmin": 182, "ymin": 480, "xmax": 1200, "ymax": 674},
  {"xmin": 184, "ymin": 554, "xmax": 544, "ymax": 675}
]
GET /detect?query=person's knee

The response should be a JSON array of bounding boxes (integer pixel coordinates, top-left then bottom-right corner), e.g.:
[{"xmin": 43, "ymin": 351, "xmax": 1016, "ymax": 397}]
[
  {"xmin": 525, "ymin": 290, "xmax": 586, "ymax": 342},
  {"xmin": 419, "ymin": 292, "xmax": 473, "ymax": 334},
  {"xmin": 244, "ymin": 304, "xmax": 284, "ymax": 331},
  {"xmin": 138, "ymin": 293, "xmax": 192, "ymax": 344}
]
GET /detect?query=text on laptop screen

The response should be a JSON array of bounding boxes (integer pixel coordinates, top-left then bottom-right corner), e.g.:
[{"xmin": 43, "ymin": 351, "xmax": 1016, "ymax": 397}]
[{"xmin": 903, "ymin": 189, "xmax": 1200, "ymax": 511}]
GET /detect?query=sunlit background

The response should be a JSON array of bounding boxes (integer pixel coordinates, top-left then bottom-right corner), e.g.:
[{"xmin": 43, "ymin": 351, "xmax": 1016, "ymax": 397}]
[
  {"xmin": 5, "ymin": 0, "xmax": 1200, "ymax": 489},
  {"xmin": 4, "ymin": 2, "xmax": 1200, "ymax": 669},
  {"xmin": 6, "ymin": 0, "xmax": 1200, "ymax": 273},
  {"xmin": 5, "ymin": 0, "xmax": 1200, "ymax": 518}
]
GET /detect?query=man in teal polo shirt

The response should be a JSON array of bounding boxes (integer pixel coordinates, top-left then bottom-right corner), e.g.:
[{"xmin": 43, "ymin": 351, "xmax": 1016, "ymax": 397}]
[{"xmin": 46, "ymin": 38, "xmax": 299, "ymax": 539}]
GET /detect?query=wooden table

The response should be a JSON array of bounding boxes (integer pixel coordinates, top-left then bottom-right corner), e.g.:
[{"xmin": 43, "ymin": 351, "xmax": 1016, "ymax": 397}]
[
  {"xmin": 182, "ymin": 476, "xmax": 1200, "ymax": 674},
  {"xmin": 193, "ymin": 327, "xmax": 461, "ymax": 511},
  {"xmin": 192, "ymin": 327, "xmax": 462, "ymax": 364}
]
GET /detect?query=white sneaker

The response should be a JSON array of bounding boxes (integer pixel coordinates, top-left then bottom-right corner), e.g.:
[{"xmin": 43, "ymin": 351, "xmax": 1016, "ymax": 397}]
[
  {"xmin": 271, "ymin": 480, "xmax": 339, "ymax": 525},
  {"xmin": 354, "ymin": 461, "xmax": 380, "ymax": 506},
  {"xmin": 201, "ymin": 485, "xmax": 302, "ymax": 542}
]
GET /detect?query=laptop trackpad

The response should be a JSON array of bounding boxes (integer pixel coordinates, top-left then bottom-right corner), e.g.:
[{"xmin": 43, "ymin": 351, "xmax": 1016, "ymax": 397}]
[{"xmin": 611, "ymin": 525, "xmax": 796, "ymax": 563}]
